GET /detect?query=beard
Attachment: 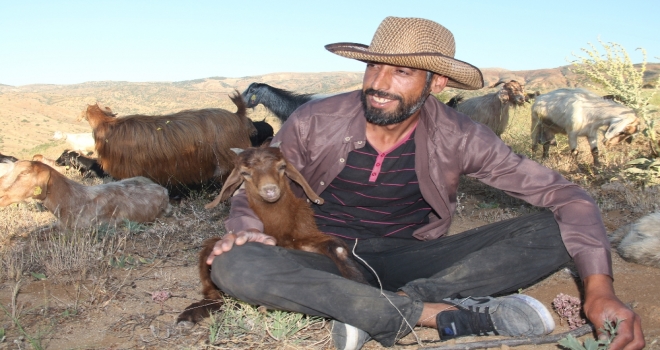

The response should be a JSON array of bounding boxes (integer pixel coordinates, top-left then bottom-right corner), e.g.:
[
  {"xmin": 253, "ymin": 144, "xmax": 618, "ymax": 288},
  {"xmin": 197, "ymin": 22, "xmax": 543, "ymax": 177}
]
[{"xmin": 361, "ymin": 75, "xmax": 433, "ymax": 126}]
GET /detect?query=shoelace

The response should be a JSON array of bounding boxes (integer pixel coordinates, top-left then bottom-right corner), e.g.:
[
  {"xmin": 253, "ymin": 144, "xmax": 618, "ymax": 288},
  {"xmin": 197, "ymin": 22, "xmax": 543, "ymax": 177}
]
[{"xmin": 467, "ymin": 306, "xmax": 499, "ymax": 336}]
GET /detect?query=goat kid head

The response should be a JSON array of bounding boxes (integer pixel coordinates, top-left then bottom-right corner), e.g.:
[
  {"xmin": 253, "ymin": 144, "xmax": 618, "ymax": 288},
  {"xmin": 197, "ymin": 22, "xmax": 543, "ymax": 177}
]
[
  {"xmin": 491, "ymin": 80, "xmax": 526, "ymax": 106},
  {"xmin": 0, "ymin": 161, "xmax": 51, "ymax": 207},
  {"xmin": 205, "ymin": 143, "xmax": 324, "ymax": 209},
  {"xmin": 604, "ymin": 116, "xmax": 641, "ymax": 146}
]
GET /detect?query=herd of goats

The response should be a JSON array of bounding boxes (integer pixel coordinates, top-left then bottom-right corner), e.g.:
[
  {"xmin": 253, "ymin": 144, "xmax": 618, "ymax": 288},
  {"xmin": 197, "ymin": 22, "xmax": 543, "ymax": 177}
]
[{"xmin": 0, "ymin": 80, "xmax": 657, "ymax": 327}]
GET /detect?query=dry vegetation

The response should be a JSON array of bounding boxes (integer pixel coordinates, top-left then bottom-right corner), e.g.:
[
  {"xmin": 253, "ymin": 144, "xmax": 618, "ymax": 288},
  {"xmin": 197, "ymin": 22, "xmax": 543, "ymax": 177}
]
[{"xmin": 0, "ymin": 69, "xmax": 659, "ymax": 349}]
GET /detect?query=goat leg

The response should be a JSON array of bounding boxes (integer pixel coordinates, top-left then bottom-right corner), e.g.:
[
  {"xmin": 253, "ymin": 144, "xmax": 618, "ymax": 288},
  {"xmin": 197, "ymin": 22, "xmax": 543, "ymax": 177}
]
[
  {"xmin": 177, "ymin": 236, "xmax": 225, "ymax": 326},
  {"xmin": 542, "ymin": 143, "xmax": 551, "ymax": 159},
  {"xmin": 323, "ymin": 238, "xmax": 369, "ymax": 284},
  {"xmin": 590, "ymin": 147, "xmax": 600, "ymax": 166}
]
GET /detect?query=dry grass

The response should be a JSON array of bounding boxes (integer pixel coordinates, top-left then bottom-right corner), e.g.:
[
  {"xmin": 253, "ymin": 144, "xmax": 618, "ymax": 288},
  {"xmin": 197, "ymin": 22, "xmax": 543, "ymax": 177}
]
[{"xmin": 0, "ymin": 101, "xmax": 658, "ymax": 349}]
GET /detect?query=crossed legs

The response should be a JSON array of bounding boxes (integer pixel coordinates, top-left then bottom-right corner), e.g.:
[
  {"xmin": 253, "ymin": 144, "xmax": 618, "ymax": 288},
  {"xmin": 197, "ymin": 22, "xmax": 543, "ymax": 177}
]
[{"xmin": 210, "ymin": 211, "xmax": 571, "ymax": 346}]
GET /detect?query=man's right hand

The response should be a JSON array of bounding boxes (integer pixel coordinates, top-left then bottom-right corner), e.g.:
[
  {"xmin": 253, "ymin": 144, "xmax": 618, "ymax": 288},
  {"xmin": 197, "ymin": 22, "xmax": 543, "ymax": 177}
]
[{"xmin": 205, "ymin": 230, "xmax": 277, "ymax": 265}]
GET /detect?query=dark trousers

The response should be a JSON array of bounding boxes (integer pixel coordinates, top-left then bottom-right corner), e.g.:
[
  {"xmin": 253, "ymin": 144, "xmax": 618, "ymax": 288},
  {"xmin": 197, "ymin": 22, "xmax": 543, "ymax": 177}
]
[{"xmin": 210, "ymin": 211, "xmax": 572, "ymax": 346}]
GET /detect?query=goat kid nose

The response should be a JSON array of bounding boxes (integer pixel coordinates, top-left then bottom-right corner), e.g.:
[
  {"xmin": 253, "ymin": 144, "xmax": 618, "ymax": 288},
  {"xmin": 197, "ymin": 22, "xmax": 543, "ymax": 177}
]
[{"xmin": 259, "ymin": 184, "xmax": 281, "ymax": 203}]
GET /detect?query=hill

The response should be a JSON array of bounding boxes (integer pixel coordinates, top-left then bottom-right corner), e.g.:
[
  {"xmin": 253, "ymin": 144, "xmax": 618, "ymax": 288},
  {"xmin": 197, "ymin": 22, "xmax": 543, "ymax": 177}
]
[{"xmin": 0, "ymin": 64, "xmax": 658, "ymax": 157}]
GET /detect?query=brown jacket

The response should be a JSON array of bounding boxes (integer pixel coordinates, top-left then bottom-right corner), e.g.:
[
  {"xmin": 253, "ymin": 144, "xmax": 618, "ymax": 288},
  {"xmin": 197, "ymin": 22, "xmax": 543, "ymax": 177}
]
[{"xmin": 225, "ymin": 91, "xmax": 612, "ymax": 278}]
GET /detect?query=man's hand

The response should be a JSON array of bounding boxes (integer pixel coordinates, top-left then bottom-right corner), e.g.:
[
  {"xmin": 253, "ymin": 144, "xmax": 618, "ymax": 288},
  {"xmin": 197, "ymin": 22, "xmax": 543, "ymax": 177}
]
[
  {"xmin": 582, "ymin": 274, "xmax": 645, "ymax": 350},
  {"xmin": 205, "ymin": 230, "xmax": 277, "ymax": 265}
]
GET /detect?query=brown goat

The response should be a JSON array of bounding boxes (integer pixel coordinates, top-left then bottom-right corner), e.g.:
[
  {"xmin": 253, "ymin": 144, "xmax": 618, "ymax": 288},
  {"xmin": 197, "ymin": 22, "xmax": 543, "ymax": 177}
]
[
  {"xmin": 0, "ymin": 160, "xmax": 171, "ymax": 229},
  {"xmin": 177, "ymin": 144, "xmax": 367, "ymax": 325},
  {"xmin": 32, "ymin": 154, "xmax": 67, "ymax": 174},
  {"xmin": 454, "ymin": 79, "xmax": 526, "ymax": 136},
  {"xmin": 79, "ymin": 91, "xmax": 256, "ymax": 192}
]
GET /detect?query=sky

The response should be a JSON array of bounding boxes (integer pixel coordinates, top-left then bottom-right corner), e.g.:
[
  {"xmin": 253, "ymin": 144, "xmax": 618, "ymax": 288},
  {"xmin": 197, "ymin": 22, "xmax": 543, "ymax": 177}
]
[{"xmin": 1, "ymin": 0, "xmax": 659, "ymax": 86}]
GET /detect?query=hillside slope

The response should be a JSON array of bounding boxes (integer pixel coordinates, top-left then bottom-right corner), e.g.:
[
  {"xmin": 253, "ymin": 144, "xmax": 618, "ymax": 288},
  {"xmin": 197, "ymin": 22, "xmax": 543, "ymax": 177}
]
[{"xmin": 1, "ymin": 64, "xmax": 657, "ymax": 157}]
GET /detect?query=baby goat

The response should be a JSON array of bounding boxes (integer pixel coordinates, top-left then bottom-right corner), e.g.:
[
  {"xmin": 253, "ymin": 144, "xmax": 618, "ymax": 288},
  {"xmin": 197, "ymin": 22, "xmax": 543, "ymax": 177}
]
[
  {"xmin": 177, "ymin": 144, "xmax": 366, "ymax": 325},
  {"xmin": 0, "ymin": 160, "xmax": 171, "ymax": 229},
  {"xmin": 56, "ymin": 150, "xmax": 109, "ymax": 179}
]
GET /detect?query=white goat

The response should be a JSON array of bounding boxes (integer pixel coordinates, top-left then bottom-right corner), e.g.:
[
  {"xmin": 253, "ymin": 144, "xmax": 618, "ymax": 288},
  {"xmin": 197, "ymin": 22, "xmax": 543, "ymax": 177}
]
[
  {"xmin": 531, "ymin": 88, "xmax": 640, "ymax": 165},
  {"xmin": 52, "ymin": 131, "xmax": 95, "ymax": 154},
  {"xmin": 609, "ymin": 212, "xmax": 660, "ymax": 268},
  {"xmin": 0, "ymin": 160, "xmax": 171, "ymax": 228},
  {"xmin": 454, "ymin": 80, "xmax": 526, "ymax": 137}
]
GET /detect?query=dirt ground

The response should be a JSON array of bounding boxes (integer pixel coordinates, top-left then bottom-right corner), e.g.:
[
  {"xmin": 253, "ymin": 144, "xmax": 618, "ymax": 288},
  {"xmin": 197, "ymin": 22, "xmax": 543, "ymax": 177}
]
[{"xmin": 0, "ymin": 191, "xmax": 658, "ymax": 350}]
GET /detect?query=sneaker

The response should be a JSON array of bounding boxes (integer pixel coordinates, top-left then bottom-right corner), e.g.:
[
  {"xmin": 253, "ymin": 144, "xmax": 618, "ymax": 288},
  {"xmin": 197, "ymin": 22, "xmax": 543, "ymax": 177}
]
[
  {"xmin": 436, "ymin": 294, "xmax": 555, "ymax": 340},
  {"xmin": 331, "ymin": 320, "xmax": 371, "ymax": 350}
]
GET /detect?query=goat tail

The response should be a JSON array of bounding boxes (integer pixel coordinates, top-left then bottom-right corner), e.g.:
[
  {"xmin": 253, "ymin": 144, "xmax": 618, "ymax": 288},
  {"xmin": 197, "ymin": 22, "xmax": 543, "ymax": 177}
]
[
  {"xmin": 230, "ymin": 90, "xmax": 247, "ymax": 119},
  {"xmin": 177, "ymin": 236, "xmax": 225, "ymax": 325},
  {"xmin": 198, "ymin": 236, "xmax": 225, "ymax": 300},
  {"xmin": 229, "ymin": 90, "xmax": 257, "ymax": 137}
]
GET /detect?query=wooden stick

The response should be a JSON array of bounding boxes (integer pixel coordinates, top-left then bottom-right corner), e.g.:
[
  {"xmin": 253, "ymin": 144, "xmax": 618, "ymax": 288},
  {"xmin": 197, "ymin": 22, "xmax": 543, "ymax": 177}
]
[{"xmin": 416, "ymin": 324, "xmax": 594, "ymax": 349}]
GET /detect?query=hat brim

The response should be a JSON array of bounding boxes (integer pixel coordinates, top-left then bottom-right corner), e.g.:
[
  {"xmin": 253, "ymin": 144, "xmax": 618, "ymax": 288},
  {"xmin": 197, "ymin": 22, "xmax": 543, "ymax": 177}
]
[{"xmin": 326, "ymin": 43, "xmax": 484, "ymax": 90}]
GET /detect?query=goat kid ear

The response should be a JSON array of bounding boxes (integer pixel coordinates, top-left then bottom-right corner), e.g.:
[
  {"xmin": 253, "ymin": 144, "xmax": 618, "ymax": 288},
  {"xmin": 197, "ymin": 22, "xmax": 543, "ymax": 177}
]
[
  {"xmin": 32, "ymin": 164, "xmax": 51, "ymax": 201},
  {"xmin": 284, "ymin": 163, "xmax": 324, "ymax": 205},
  {"xmin": 205, "ymin": 168, "xmax": 244, "ymax": 209}
]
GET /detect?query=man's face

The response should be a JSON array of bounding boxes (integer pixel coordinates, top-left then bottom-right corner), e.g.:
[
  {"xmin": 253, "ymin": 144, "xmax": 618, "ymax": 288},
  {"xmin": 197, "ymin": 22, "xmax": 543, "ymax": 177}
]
[{"xmin": 361, "ymin": 63, "xmax": 433, "ymax": 126}]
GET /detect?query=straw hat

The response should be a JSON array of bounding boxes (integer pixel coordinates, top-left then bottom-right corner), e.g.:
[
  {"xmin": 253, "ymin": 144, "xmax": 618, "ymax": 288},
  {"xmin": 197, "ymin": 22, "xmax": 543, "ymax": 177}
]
[{"xmin": 325, "ymin": 17, "xmax": 484, "ymax": 90}]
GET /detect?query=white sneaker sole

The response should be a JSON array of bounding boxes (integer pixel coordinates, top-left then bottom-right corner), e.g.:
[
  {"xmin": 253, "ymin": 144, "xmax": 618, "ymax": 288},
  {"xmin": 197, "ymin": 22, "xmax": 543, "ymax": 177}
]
[{"xmin": 507, "ymin": 294, "xmax": 556, "ymax": 334}]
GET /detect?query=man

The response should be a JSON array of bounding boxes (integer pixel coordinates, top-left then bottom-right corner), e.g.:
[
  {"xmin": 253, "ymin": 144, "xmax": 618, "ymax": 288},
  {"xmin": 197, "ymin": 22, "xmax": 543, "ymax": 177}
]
[{"xmin": 207, "ymin": 17, "xmax": 644, "ymax": 350}]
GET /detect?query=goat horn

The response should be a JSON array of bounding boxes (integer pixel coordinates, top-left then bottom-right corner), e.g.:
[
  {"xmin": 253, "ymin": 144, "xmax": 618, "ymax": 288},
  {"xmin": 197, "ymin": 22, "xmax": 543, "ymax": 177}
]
[
  {"xmin": 489, "ymin": 80, "xmax": 505, "ymax": 88},
  {"xmin": 270, "ymin": 141, "xmax": 282, "ymax": 148},
  {"xmin": 230, "ymin": 148, "xmax": 244, "ymax": 155}
]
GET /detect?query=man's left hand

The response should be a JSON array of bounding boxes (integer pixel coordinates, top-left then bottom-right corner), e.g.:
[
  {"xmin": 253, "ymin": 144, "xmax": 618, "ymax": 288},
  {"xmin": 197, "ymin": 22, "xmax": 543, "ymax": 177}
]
[{"xmin": 582, "ymin": 274, "xmax": 645, "ymax": 350}]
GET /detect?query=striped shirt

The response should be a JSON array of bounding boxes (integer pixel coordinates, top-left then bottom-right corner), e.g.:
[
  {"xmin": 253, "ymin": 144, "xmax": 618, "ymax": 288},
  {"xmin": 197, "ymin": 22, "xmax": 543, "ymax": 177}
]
[{"xmin": 313, "ymin": 127, "xmax": 432, "ymax": 239}]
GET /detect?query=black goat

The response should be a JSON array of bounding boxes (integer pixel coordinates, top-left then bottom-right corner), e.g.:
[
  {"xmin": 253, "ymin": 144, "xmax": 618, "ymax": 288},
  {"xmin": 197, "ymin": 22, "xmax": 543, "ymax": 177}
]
[
  {"xmin": 56, "ymin": 150, "xmax": 109, "ymax": 179},
  {"xmin": 445, "ymin": 95, "xmax": 464, "ymax": 109},
  {"xmin": 242, "ymin": 83, "xmax": 318, "ymax": 122},
  {"xmin": 250, "ymin": 120, "xmax": 274, "ymax": 146},
  {"xmin": 0, "ymin": 152, "xmax": 18, "ymax": 163}
]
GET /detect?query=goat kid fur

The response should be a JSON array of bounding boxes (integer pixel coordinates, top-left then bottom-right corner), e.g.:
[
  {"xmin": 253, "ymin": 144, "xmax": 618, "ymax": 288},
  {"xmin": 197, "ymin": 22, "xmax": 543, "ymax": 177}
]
[
  {"xmin": 177, "ymin": 144, "xmax": 367, "ymax": 325},
  {"xmin": 80, "ymin": 91, "xmax": 256, "ymax": 189},
  {"xmin": 609, "ymin": 212, "xmax": 660, "ymax": 268},
  {"xmin": 0, "ymin": 160, "xmax": 171, "ymax": 228}
]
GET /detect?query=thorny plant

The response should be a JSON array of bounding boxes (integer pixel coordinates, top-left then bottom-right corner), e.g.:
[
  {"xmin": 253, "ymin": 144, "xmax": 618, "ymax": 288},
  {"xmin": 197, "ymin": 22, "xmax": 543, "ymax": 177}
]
[{"xmin": 558, "ymin": 318, "xmax": 621, "ymax": 350}]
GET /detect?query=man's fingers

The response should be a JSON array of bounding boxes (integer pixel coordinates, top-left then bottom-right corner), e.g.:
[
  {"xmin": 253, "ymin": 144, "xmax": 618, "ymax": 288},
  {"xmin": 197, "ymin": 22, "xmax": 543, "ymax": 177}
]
[
  {"xmin": 234, "ymin": 234, "xmax": 249, "ymax": 246},
  {"xmin": 600, "ymin": 315, "xmax": 645, "ymax": 350}
]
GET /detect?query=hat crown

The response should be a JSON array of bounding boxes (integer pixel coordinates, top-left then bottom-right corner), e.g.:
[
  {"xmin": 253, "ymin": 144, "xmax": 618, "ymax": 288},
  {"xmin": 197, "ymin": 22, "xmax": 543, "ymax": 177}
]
[{"xmin": 369, "ymin": 17, "xmax": 456, "ymax": 58}]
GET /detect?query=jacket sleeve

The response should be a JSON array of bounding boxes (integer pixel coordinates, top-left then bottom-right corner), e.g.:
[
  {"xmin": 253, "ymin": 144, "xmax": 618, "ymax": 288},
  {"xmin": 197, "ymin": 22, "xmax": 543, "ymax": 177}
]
[
  {"xmin": 460, "ymin": 124, "xmax": 612, "ymax": 279},
  {"xmin": 224, "ymin": 189, "xmax": 264, "ymax": 234}
]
